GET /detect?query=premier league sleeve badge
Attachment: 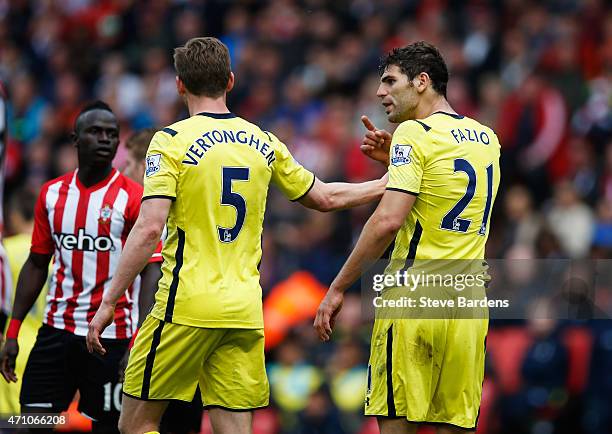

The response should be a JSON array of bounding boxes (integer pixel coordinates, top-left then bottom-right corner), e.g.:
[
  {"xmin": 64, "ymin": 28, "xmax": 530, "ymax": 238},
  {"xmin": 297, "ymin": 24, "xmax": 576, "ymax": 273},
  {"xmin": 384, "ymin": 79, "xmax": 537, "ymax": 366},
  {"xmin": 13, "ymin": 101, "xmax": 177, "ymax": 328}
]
[{"xmin": 391, "ymin": 144, "xmax": 413, "ymax": 166}]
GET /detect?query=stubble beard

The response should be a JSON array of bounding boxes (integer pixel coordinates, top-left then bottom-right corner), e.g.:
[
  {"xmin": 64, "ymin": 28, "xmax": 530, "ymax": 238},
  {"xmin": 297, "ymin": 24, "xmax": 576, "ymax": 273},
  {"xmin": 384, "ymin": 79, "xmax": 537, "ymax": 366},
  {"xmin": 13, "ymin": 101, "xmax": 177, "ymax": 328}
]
[{"xmin": 387, "ymin": 105, "xmax": 411, "ymax": 124}]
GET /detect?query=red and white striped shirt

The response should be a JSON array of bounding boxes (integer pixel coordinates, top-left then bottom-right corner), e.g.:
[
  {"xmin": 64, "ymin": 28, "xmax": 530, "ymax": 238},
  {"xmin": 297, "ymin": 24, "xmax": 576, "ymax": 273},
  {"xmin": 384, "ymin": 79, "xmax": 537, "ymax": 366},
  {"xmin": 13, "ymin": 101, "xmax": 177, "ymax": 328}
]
[{"xmin": 31, "ymin": 169, "xmax": 162, "ymax": 339}]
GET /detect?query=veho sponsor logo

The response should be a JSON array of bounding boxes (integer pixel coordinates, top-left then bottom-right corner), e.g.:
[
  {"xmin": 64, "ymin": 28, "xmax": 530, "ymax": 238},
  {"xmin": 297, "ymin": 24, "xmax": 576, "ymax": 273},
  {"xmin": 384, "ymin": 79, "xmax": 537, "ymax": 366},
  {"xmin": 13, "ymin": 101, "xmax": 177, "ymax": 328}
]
[{"xmin": 53, "ymin": 228, "xmax": 115, "ymax": 252}]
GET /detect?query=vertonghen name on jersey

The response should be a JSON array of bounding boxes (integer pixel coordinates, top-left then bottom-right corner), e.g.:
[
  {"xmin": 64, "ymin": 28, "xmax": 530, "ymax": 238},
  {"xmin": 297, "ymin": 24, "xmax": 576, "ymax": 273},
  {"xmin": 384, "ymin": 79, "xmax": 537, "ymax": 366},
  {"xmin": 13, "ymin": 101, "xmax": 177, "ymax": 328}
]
[
  {"xmin": 182, "ymin": 129, "xmax": 276, "ymax": 167},
  {"xmin": 52, "ymin": 228, "xmax": 115, "ymax": 252}
]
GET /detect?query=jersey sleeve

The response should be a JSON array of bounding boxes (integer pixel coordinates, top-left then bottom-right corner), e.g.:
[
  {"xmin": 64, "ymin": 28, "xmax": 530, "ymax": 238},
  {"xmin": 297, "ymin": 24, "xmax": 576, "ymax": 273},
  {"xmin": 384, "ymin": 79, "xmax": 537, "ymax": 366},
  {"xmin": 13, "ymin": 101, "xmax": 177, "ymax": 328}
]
[
  {"xmin": 30, "ymin": 186, "xmax": 54, "ymax": 255},
  {"xmin": 143, "ymin": 130, "xmax": 181, "ymax": 201},
  {"xmin": 269, "ymin": 132, "xmax": 315, "ymax": 201},
  {"xmin": 386, "ymin": 121, "xmax": 429, "ymax": 195}
]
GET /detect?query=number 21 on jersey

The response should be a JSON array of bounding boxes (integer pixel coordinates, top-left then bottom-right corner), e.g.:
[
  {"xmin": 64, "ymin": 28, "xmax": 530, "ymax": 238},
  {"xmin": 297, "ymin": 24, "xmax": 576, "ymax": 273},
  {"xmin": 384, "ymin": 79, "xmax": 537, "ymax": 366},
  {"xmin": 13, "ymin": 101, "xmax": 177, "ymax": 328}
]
[{"xmin": 440, "ymin": 158, "xmax": 493, "ymax": 236}]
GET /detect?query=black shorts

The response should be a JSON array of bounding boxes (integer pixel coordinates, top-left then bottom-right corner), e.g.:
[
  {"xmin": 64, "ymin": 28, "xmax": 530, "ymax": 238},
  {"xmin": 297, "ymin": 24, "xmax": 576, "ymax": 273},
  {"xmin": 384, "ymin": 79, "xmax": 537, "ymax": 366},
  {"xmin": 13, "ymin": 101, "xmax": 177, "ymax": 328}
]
[
  {"xmin": 20, "ymin": 324, "xmax": 129, "ymax": 425},
  {"xmin": 161, "ymin": 390, "xmax": 203, "ymax": 434}
]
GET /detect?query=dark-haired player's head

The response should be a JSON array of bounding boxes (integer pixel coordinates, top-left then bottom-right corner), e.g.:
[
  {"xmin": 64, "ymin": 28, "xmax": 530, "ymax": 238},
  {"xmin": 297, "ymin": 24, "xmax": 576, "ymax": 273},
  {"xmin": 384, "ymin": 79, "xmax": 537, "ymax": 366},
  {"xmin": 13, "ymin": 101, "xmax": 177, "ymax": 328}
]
[
  {"xmin": 124, "ymin": 128, "xmax": 156, "ymax": 184},
  {"xmin": 377, "ymin": 41, "xmax": 449, "ymax": 122},
  {"xmin": 8, "ymin": 188, "xmax": 37, "ymax": 235},
  {"xmin": 72, "ymin": 101, "xmax": 119, "ymax": 169},
  {"xmin": 173, "ymin": 37, "xmax": 234, "ymax": 99}
]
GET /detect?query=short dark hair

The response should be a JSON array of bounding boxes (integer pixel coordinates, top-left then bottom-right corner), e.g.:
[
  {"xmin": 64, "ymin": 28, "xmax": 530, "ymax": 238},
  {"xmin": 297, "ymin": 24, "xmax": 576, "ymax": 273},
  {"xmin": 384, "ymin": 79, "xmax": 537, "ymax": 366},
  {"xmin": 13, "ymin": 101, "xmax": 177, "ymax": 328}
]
[
  {"xmin": 380, "ymin": 41, "xmax": 449, "ymax": 97},
  {"xmin": 126, "ymin": 128, "xmax": 157, "ymax": 161},
  {"xmin": 173, "ymin": 37, "xmax": 231, "ymax": 97},
  {"xmin": 75, "ymin": 100, "xmax": 114, "ymax": 131},
  {"xmin": 9, "ymin": 188, "xmax": 37, "ymax": 222}
]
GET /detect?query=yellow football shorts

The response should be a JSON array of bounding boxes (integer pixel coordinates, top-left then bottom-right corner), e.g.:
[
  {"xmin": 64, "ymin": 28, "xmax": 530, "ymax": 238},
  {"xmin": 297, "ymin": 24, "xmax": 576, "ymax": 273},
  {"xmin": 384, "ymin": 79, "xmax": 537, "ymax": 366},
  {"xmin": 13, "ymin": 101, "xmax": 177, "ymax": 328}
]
[
  {"xmin": 365, "ymin": 317, "xmax": 487, "ymax": 429},
  {"xmin": 123, "ymin": 315, "xmax": 269, "ymax": 410}
]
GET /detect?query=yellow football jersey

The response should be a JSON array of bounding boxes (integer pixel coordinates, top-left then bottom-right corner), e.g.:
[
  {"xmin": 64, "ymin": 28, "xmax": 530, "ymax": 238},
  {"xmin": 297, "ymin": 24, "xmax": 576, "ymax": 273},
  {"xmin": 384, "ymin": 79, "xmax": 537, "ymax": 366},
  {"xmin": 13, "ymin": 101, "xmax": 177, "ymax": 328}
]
[
  {"xmin": 143, "ymin": 112, "xmax": 314, "ymax": 328},
  {"xmin": 0, "ymin": 233, "xmax": 47, "ymax": 414},
  {"xmin": 386, "ymin": 111, "xmax": 500, "ymax": 262}
]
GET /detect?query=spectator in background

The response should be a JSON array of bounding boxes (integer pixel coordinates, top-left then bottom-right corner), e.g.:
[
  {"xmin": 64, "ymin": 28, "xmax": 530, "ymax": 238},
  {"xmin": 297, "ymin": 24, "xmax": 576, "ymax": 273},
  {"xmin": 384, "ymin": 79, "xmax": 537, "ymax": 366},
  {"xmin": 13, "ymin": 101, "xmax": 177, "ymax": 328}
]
[
  {"xmin": 268, "ymin": 339, "xmax": 323, "ymax": 420},
  {"xmin": 327, "ymin": 339, "xmax": 368, "ymax": 433},
  {"xmin": 95, "ymin": 52, "xmax": 144, "ymax": 122},
  {"xmin": 546, "ymin": 180, "xmax": 594, "ymax": 258},
  {"xmin": 534, "ymin": 226, "xmax": 565, "ymax": 259},
  {"xmin": 592, "ymin": 198, "xmax": 612, "ymax": 249},
  {"xmin": 220, "ymin": 6, "xmax": 250, "ymax": 67},
  {"xmin": 137, "ymin": 46, "xmax": 181, "ymax": 128},
  {"xmin": 24, "ymin": 137, "xmax": 52, "ymax": 191},
  {"xmin": 476, "ymin": 74, "xmax": 505, "ymax": 132},
  {"xmin": 521, "ymin": 300, "xmax": 569, "ymax": 431},
  {"xmin": 599, "ymin": 140, "xmax": 612, "ymax": 202},
  {"xmin": 497, "ymin": 245, "xmax": 540, "ymax": 320},
  {"xmin": 583, "ymin": 321, "xmax": 612, "ymax": 434},
  {"xmin": 500, "ymin": 185, "xmax": 542, "ymax": 255},
  {"xmin": 498, "ymin": 73, "xmax": 568, "ymax": 200},
  {"xmin": 566, "ymin": 136, "xmax": 598, "ymax": 205},
  {"xmin": 53, "ymin": 71, "xmax": 85, "ymax": 136},
  {"xmin": 7, "ymin": 72, "xmax": 48, "ymax": 147},
  {"xmin": 297, "ymin": 387, "xmax": 346, "ymax": 434},
  {"xmin": 501, "ymin": 299, "xmax": 569, "ymax": 434},
  {"xmin": 544, "ymin": 18, "xmax": 590, "ymax": 115}
]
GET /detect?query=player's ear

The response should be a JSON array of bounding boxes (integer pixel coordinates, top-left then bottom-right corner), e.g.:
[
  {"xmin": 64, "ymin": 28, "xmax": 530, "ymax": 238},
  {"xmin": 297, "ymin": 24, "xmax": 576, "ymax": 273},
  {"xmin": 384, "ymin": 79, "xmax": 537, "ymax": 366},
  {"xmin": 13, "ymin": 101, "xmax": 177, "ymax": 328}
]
[
  {"xmin": 176, "ymin": 76, "xmax": 186, "ymax": 96},
  {"xmin": 70, "ymin": 130, "xmax": 79, "ymax": 148},
  {"xmin": 414, "ymin": 72, "xmax": 430, "ymax": 94},
  {"xmin": 226, "ymin": 71, "xmax": 235, "ymax": 93}
]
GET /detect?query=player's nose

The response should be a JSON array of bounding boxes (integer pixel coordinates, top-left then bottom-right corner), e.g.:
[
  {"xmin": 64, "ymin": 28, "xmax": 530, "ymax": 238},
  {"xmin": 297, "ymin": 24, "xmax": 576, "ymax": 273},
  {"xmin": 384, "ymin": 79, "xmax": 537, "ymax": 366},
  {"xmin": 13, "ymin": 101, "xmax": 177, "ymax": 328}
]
[{"xmin": 98, "ymin": 129, "xmax": 113, "ymax": 144}]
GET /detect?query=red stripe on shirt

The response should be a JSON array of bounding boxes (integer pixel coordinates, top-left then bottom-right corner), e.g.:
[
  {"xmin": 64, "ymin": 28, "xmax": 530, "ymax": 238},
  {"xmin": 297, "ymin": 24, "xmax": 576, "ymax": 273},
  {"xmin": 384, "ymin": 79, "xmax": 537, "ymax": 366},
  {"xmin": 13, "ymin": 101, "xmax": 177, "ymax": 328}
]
[
  {"xmin": 46, "ymin": 180, "xmax": 71, "ymax": 327},
  {"xmin": 86, "ymin": 180, "xmax": 122, "ymax": 327},
  {"xmin": 63, "ymin": 189, "xmax": 91, "ymax": 333}
]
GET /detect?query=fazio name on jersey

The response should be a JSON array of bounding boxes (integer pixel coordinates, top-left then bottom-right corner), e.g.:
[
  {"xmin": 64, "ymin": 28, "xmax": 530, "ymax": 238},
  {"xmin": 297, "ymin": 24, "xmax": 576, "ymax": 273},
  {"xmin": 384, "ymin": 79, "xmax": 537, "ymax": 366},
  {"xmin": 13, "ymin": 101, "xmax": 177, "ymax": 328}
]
[
  {"xmin": 53, "ymin": 228, "xmax": 115, "ymax": 252},
  {"xmin": 450, "ymin": 128, "xmax": 490, "ymax": 145}
]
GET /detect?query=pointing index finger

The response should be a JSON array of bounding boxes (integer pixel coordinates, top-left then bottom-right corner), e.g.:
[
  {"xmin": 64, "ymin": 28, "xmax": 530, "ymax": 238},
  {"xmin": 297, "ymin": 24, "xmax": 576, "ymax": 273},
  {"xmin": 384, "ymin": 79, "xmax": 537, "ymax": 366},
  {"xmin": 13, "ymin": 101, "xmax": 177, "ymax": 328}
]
[{"xmin": 361, "ymin": 115, "xmax": 377, "ymax": 132}]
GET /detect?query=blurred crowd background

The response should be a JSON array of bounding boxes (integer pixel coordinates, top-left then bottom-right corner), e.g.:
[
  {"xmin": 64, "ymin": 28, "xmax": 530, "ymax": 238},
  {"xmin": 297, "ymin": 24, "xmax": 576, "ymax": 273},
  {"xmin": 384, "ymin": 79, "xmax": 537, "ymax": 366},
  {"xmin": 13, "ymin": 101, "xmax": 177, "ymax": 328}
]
[{"xmin": 1, "ymin": 0, "xmax": 612, "ymax": 433}]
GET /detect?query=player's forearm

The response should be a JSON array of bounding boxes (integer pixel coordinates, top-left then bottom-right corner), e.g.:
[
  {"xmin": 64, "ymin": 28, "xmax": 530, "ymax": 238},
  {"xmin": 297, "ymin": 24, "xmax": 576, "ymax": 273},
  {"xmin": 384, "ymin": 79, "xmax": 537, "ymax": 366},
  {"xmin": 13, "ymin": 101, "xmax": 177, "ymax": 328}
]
[
  {"xmin": 137, "ymin": 262, "xmax": 161, "ymax": 327},
  {"xmin": 323, "ymin": 177, "xmax": 387, "ymax": 211},
  {"xmin": 103, "ymin": 223, "xmax": 162, "ymax": 306},
  {"xmin": 11, "ymin": 255, "xmax": 50, "ymax": 321},
  {"xmin": 330, "ymin": 213, "xmax": 398, "ymax": 293}
]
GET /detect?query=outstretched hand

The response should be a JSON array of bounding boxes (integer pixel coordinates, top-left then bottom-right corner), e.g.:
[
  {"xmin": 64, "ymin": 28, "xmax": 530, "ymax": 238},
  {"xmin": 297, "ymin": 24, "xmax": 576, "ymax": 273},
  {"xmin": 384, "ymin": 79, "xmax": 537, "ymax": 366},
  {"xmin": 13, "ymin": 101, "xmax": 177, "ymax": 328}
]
[
  {"xmin": 313, "ymin": 288, "xmax": 344, "ymax": 342},
  {"xmin": 360, "ymin": 115, "xmax": 392, "ymax": 166},
  {"xmin": 0, "ymin": 338, "xmax": 18, "ymax": 383},
  {"xmin": 87, "ymin": 301, "xmax": 116, "ymax": 355}
]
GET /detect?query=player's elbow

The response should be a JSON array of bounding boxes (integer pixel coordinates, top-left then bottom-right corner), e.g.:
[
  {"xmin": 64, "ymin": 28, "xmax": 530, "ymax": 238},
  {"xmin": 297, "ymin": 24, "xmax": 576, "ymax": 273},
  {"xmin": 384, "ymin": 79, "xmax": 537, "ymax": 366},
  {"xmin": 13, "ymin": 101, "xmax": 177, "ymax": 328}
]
[
  {"xmin": 372, "ymin": 212, "xmax": 404, "ymax": 236},
  {"xmin": 301, "ymin": 184, "xmax": 336, "ymax": 212},
  {"xmin": 316, "ymin": 182, "xmax": 347, "ymax": 212},
  {"xmin": 136, "ymin": 220, "xmax": 164, "ymax": 244},
  {"xmin": 143, "ymin": 225, "xmax": 164, "ymax": 243},
  {"xmin": 136, "ymin": 214, "xmax": 165, "ymax": 242},
  {"xmin": 315, "ymin": 194, "xmax": 336, "ymax": 212}
]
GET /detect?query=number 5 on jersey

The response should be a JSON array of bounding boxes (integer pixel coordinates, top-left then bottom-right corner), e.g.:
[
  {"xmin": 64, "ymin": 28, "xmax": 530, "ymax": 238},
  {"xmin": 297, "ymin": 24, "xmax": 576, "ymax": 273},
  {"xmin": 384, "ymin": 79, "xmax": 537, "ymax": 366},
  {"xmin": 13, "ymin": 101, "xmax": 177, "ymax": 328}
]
[{"xmin": 218, "ymin": 167, "xmax": 249, "ymax": 243}]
